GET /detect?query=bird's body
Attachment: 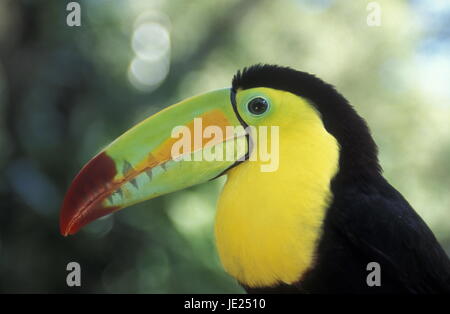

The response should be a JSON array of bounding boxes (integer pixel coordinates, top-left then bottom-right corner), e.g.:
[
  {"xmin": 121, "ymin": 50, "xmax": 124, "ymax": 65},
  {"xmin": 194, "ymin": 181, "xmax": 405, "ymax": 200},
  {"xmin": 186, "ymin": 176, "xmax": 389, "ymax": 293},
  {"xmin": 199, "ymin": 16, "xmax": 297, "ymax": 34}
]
[
  {"xmin": 245, "ymin": 175, "xmax": 450, "ymax": 293},
  {"xmin": 217, "ymin": 65, "xmax": 450, "ymax": 293},
  {"xmin": 60, "ymin": 64, "xmax": 450, "ymax": 293}
]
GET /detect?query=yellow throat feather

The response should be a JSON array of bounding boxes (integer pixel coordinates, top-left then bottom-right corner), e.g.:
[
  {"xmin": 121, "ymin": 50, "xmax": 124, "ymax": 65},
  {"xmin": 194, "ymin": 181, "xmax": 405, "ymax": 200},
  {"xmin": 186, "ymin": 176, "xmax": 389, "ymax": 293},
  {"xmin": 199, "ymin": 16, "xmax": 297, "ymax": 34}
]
[{"xmin": 215, "ymin": 89, "xmax": 339, "ymax": 288}]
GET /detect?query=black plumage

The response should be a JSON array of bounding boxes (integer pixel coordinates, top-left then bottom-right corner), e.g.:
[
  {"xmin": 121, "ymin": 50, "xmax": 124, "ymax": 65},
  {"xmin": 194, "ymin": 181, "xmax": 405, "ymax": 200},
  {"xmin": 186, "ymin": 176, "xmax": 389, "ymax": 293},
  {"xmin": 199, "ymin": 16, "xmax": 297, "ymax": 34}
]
[{"xmin": 234, "ymin": 64, "xmax": 450, "ymax": 293}]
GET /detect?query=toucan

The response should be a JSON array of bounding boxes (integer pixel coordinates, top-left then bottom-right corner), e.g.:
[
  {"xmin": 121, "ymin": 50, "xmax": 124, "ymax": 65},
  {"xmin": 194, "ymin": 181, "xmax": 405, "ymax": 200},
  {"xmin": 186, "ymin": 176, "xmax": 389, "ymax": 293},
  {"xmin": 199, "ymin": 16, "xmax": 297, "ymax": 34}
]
[{"xmin": 60, "ymin": 64, "xmax": 450, "ymax": 293}]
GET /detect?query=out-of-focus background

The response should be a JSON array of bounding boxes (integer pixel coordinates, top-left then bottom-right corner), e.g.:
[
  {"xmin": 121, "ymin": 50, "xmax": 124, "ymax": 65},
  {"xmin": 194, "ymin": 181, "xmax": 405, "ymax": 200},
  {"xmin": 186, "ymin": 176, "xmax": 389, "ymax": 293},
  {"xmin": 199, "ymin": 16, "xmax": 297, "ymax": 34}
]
[{"xmin": 0, "ymin": 0, "xmax": 449, "ymax": 293}]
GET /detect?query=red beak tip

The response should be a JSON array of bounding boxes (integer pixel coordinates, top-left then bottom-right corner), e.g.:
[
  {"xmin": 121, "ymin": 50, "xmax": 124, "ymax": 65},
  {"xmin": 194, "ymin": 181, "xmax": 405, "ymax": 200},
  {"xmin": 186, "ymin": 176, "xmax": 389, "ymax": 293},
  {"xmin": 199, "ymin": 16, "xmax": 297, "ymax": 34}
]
[
  {"xmin": 60, "ymin": 223, "xmax": 71, "ymax": 237},
  {"xmin": 59, "ymin": 214, "xmax": 79, "ymax": 237},
  {"xmin": 60, "ymin": 227, "xmax": 71, "ymax": 237},
  {"xmin": 59, "ymin": 151, "xmax": 118, "ymax": 237}
]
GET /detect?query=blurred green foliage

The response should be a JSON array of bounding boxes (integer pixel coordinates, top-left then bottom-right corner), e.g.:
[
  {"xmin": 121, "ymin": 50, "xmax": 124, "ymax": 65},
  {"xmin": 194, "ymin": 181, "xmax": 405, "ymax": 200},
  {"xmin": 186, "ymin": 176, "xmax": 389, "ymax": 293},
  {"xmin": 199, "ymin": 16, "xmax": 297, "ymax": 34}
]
[{"xmin": 0, "ymin": 0, "xmax": 448, "ymax": 293}]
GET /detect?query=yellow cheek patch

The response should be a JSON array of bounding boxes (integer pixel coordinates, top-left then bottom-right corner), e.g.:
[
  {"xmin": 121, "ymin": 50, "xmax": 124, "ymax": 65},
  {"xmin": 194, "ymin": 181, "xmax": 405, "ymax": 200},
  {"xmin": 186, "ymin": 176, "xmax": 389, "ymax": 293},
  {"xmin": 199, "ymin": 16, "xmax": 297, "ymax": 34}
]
[{"xmin": 215, "ymin": 88, "xmax": 340, "ymax": 288}]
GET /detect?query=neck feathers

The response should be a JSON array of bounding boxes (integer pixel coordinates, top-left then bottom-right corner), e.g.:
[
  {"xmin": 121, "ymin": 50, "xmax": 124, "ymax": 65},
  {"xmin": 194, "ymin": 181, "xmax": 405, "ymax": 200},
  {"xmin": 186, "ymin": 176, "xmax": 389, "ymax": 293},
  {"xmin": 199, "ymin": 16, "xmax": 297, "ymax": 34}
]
[{"xmin": 215, "ymin": 118, "xmax": 339, "ymax": 288}]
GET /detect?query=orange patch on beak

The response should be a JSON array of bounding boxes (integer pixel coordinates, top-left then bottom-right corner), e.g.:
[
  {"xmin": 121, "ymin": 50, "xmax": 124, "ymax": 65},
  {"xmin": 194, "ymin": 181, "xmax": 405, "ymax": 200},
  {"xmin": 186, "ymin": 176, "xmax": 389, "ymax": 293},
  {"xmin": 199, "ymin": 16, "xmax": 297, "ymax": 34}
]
[{"xmin": 133, "ymin": 109, "xmax": 232, "ymax": 172}]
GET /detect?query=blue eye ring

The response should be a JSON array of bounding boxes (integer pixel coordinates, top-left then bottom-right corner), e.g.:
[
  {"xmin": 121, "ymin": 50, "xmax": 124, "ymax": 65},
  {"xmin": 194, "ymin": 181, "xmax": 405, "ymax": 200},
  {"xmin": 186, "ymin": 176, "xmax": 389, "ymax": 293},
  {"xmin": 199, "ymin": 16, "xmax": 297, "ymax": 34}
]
[{"xmin": 247, "ymin": 97, "xmax": 269, "ymax": 115}]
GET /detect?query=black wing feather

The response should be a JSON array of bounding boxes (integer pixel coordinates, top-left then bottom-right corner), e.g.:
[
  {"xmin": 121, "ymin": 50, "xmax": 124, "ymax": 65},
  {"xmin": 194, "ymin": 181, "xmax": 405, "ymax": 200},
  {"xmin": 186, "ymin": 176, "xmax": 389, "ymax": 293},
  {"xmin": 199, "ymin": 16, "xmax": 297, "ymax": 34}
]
[{"xmin": 324, "ymin": 176, "xmax": 450, "ymax": 293}]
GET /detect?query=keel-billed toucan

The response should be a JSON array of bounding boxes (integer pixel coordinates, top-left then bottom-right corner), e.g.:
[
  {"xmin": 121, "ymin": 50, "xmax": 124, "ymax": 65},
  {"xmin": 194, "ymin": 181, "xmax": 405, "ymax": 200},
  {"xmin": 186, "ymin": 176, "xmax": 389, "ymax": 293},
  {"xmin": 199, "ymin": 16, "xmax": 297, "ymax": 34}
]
[{"xmin": 60, "ymin": 64, "xmax": 450, "ymax": 293}]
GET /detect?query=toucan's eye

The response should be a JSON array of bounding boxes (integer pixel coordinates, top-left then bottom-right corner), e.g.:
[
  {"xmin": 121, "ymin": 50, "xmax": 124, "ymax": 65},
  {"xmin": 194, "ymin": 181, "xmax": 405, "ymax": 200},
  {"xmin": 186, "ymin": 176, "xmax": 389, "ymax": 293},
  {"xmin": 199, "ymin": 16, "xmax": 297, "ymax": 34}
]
[{"xmin": 247, "ymin": 97, "xmax": 269, "ymax": 115}]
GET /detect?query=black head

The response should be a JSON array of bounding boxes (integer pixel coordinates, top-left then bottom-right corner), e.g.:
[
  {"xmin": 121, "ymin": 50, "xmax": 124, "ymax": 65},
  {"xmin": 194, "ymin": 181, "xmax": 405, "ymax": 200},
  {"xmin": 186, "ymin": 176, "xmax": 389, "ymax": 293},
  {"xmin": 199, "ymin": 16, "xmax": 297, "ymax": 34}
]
[{"xmin": 232, "ymin": 64, "xmax": 381, "ymax": 180}]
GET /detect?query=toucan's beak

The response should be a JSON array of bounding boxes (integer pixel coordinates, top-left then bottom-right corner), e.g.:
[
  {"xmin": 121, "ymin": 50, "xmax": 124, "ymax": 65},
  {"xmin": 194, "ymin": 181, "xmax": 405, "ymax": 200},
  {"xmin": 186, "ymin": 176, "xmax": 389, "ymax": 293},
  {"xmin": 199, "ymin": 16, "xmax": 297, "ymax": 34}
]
[{"xmin": 60, "ymin": 88, "xmax": 246, "ymax": 236}]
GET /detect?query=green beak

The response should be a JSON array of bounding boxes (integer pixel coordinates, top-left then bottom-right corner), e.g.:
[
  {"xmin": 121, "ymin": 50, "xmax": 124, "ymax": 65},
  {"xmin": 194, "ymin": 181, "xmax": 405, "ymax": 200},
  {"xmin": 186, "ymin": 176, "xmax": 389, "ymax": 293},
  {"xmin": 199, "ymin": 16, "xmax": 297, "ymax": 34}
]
[{"xmin": 60, "ymin": 88, "xmax": 246, "ymax": 235}]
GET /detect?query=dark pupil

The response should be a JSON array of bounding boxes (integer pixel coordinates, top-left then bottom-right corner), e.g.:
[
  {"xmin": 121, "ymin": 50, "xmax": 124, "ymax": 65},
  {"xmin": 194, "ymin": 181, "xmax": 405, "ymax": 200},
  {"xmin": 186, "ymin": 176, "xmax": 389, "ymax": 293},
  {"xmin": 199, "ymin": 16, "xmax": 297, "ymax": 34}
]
[{"xmin": 248, "ymin": 97, "xmax": 268, "ymax": 115}]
